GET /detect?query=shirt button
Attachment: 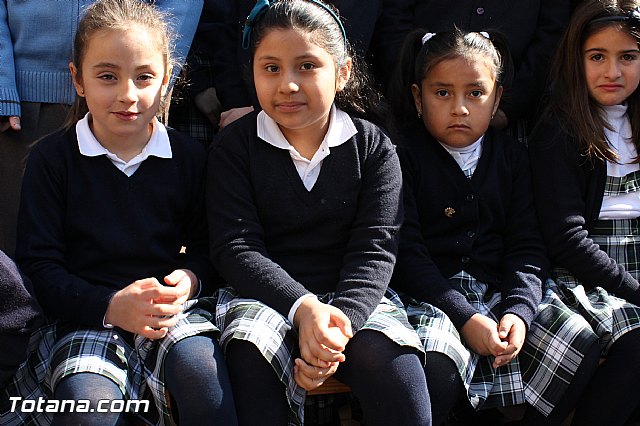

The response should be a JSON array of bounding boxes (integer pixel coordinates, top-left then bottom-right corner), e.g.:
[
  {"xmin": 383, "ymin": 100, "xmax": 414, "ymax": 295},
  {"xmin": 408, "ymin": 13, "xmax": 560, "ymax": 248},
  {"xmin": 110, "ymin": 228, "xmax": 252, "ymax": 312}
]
[
  {"xmin": 466, "ymin": 194, "xmax": 474, "ymax": 201},
  {"xmin": 467, "ymin": 231, "xmax": 476, "ymax": 238},
  {"xmin": 477, "ymin": 7, "xmax": 485, "ymax": 15},
  {"xmin": 461, "ymin": 256, "xmax": 470, "ymax": 264}
]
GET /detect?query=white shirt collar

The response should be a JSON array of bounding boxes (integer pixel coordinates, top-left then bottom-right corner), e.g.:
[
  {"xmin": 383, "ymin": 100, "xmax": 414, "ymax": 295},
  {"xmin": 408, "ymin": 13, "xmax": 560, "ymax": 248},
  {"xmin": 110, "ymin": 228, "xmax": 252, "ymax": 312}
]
[
  {"xmin": 256, "ymin": 104, "xmax": 357, "ymax": 151},
  {"xmin": 76, "ymin": 113, "xmax": 172, "ymax": 160}
]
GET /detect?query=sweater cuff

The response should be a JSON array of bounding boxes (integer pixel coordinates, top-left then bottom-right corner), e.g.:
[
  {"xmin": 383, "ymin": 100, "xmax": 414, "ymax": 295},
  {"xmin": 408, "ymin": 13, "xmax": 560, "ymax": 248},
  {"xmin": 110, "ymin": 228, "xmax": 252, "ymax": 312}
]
[
  {"xmin": 613, "ymin": 272, "xmax": 640, "ymax": 306},
  {"xmin": 431, "ymin": 288, "xmax": 479, "ymax": 330},
  {"xmin": 0, "ymin": 87, "xmax": 21, "ymax": 117},
  {"xmin": 83, "ymin": 289, "xmax": 118, "ymax": 328},
  {"xmin": 500, "ymin": 300, "xmax": 537, "ymax": 329}
]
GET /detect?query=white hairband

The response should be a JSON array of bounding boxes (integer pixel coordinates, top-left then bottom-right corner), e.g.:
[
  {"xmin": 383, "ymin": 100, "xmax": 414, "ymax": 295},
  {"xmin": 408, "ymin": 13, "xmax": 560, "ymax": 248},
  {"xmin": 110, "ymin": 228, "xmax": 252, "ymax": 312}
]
[
  {"xmin": 421, "ymin": 32, "xmax": 436, "ymax": 45},
  {"xmin": 421, "ymin": 31, "xmax": 491, "ymax": 45}
]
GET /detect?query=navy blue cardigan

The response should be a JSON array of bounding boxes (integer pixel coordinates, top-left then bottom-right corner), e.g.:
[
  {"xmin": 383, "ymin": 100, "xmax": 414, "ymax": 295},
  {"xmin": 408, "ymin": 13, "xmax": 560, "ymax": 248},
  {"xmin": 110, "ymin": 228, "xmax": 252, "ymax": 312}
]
[
  {"xmin": 393, "ymin": 126, "xmax": 546, "ymax": 329},
  {"xmin": 529, "ymin": 117, "xmax": 640, "ymax": 306}
]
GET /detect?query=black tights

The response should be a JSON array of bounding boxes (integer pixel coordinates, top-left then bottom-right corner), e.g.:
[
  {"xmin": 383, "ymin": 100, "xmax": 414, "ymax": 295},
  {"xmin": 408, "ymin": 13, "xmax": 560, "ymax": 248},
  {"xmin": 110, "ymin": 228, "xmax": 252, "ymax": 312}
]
[
  {"xmin": 424, "ymin": 337, "xmax": 602, "ymax": 426},
  {"xmin": 226, "ymin": 331, "xmax": 432, "ymax": 426},
  {"xmin": 52, "ymin": 373, "xmax": 124, "ymax": 426},
  {"xmin": 571, "ymin": 328, "xmax": 640, "ymax": 426},
  {"xmin": 422, "ymin": 351, "xmax": 465, "ymax": 426}
]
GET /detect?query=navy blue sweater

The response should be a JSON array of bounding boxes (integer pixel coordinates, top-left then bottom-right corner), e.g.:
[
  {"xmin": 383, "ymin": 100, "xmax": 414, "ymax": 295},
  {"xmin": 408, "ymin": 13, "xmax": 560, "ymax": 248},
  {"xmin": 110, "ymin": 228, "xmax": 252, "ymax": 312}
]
[
  {"xmin": 394, "ymin": 126, "xmax": 546, "ymax": 329},
  {"xmin": 16, "ymin": 126, "xmax": 212, "ymax": 327},
  {"xmin": 207, "ymin": 112, "xmax": 402, "ymax": 331}
]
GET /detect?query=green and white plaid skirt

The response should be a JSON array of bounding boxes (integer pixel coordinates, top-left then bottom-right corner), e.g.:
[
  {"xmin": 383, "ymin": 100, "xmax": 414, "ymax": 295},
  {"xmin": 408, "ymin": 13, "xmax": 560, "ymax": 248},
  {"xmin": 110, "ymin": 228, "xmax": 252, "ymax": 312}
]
[
  {"xmin": 209, "ymin": 286, "xmax": 424, "ymax": 426},
  {"xmin": 552, "ymin": 217, "xmax": 640, "ymax": 354},
  {"xmin": 0, "ymin": 299, "xmax": 218, "ymax": 426},
  {"xmin": 403, "ymin": 271, "xmax": 596, "ymax": 416}
]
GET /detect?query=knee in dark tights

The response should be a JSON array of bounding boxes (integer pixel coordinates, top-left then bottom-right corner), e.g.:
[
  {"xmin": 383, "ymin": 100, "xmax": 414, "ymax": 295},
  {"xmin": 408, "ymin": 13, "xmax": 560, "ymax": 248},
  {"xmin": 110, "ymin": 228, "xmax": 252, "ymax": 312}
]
[
  {"xmin": 572, "ymin": 328, "xmax": 640, "ymax": 426},
  {"xmin": 51, "ymin": 373, "xmax": 123, "ymax": 426},
  {"xmin": 164, "ymin": 335, "xmax": 237, "ymax": 426},
  {"xmin": 226, "ymin": 340, "xmax": 289, "ymax": 426},
  {"xmin": 424, "ymin": 351, "xmax": 464, "ymax": 426},
  {"xmin": 335, "ymin": 330, "xmax": 431, "ymax": 426}
]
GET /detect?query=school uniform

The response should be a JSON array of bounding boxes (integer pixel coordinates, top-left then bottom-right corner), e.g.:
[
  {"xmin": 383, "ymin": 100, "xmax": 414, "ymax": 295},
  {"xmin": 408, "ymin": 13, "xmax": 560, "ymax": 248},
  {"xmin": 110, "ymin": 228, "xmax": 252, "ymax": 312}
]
[
  {"xmin": 1, "ymin": 117, "xmax": 220, "ymax": 426},
  {"xmin": 530, "ymin": 105, "xmax": 640, "ymax": 352},
  {"xmin": 206, "ymin": 107, "xmax": 424, "ymax": 425},
  {"xmin": 394, "ymin": 125, "xmax": 596, "ymax": 415}
]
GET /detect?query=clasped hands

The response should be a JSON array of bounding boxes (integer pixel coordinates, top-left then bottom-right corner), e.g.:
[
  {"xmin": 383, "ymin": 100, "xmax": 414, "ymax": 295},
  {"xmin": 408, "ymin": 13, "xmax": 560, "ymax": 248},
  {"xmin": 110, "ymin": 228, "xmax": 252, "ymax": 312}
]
[
  {"xmin": 104, "ymin": 269, "xmax": 197, "ymax": 339},
  {"xmin": 293, "ymin": 297, "xmax": 353, "ymax": 391},
  {"xmin": 461, "ymin": 312, "xmax": 526, "ymax": 369}
]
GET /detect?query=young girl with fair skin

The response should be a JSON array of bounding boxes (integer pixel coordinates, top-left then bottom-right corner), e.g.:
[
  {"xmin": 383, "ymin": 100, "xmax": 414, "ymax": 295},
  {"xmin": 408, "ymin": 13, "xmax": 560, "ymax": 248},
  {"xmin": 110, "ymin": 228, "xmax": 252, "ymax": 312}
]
[
  {"xmin": 390, "ymin": 28, "xmax": 601, "ymax": 425},
  {"xmin": 530, "ymin": 0, "xmax": 640, "ymax": 424},
  {"xmin": 1, "ymin": 1, "xmax": 236, "ymax": 425},
  {"xmin": 206, "ymin": 0, "xmax": 431, "ymax": 425}
]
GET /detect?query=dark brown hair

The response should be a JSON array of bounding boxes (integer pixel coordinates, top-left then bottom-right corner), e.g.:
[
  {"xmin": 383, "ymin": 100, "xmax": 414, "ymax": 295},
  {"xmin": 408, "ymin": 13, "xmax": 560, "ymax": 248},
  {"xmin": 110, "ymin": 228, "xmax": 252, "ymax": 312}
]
[
  {"xmin": 246, "ymin": 0, "xmax": 389, "ymax": 129},
  {"xmin": 545, "ymin": 0, "xmax": 640, "ymax": 162},
  {"xmin": 389, "ymin": 27, "xmax": 512, "ymax": 131}
]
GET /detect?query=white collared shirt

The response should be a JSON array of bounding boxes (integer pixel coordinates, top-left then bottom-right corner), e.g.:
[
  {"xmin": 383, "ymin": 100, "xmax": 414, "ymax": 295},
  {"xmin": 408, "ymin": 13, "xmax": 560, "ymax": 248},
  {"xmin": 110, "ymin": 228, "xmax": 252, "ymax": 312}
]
[
  {"xmin": 76, "ymin": 113, "xmax": 172, "ymax": 176},
  {"xmin": 257, "ymin": 105, "xmax": 358, "ymax": 190},
  {"xmin": 600, "ymin": 104, "xmax": 640, "ymax": 219},
  {"xmin": 439, "ymin": 136, "xmax": 484, "ymax": 177}
]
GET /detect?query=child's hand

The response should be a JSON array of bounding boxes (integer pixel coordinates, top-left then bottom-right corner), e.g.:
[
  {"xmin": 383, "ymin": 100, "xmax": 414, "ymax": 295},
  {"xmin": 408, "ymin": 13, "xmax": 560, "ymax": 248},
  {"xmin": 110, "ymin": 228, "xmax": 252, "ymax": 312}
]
[
  {"xmin": 492, "ymin": 313, "xmax": 526, "ymax": 369},
  {"xmin": 104, "ymin": 277, "xmax": 186, "ymax": 339},
  {"xmin": 159, "ymin": 269, "xmax": 197, "ymax": 303},
  {"xmin": 460, "ymin": 313, "xmax": 508, "ymax": 357},
  {"xmin": 0, "ymin": 116, "xmax": 20, "ymax": 132},
  {"xmin": 294, "ymin": 297, "xmax": 353, "ymax": 368},
  {"xmin": 293, "ymin": 357, "xmax": 339, "ymax": 391},
  {"xmin": 219, "ymin": 106, "xmax": 254, "ymax": 129}
]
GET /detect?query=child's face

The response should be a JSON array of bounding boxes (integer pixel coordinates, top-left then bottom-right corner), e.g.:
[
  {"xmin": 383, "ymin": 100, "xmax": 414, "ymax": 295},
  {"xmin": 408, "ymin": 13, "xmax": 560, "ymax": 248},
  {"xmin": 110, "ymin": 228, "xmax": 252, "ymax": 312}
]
[
  {"xmin": 70, "ymin": 25, "xmax": 169, "ymax": 148},
  {"xmin": 412, "ymin": 56, "xmax": 501, "ymax": 149},
  {"xmin": 583, "ymin": 25, "xmax": 640, "ymax": 106},
  {"xmin": 253, "ymin": 28, "xmax": 351, "ymax": 143}
]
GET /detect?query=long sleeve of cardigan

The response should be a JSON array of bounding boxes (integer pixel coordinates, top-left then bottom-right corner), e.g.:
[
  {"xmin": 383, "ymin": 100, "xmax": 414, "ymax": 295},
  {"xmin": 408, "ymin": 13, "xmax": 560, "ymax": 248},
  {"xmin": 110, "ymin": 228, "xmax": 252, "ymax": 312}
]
[
  {"xmin": 330, "ymin": 129, "xmax": 403, "ymax": 331},
  {"xmin": 17, "ymin": 144, "xmax": 116, "ymax": 326},
  {"xmin": 529, "ymin": 120, "xmax": 640, "ymax": 305},
  {"xmin": 207, "ymin": 129, "xmax": 311, "ymax": 319},
  {"xmin": 497, "ymin": 145, "xmax": 544, "ymax": 326}
]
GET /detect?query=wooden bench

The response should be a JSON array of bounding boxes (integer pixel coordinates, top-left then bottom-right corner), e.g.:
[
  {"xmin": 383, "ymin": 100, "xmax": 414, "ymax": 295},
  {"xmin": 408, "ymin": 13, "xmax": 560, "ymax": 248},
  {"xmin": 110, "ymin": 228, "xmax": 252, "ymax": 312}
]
[{"xmin": 307, "ymin": 377, "xmax": 351, "ymax": 396}]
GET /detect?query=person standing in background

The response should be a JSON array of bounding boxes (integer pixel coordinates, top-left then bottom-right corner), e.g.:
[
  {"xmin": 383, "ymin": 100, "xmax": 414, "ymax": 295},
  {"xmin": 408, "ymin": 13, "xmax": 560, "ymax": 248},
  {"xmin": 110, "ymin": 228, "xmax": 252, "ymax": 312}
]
[
  {"xmin": 0, "ymin": 0, "xmax": 203, "ymax": 258},
  {"xmin": 378, "ymin": 0, "xmax": 571, "ymax": 142}
]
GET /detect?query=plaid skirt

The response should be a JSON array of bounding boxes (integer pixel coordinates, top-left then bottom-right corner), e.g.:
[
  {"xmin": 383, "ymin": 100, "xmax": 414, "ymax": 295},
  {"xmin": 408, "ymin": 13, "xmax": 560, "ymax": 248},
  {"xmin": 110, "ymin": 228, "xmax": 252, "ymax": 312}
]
[
  {"xmin": 403, "ymin": 271, "xmax": 596, "ymax": 416},
  {"xmin": 552, "ymin": 218, "xmax": 640, "ymax": 354},
  {"xmin": 209, "ymin": 286, "xmax": 424, "ymax": 426},
  {"xmin": 0, "ymin": 299, "xmax": 218, "ymax": 426}
]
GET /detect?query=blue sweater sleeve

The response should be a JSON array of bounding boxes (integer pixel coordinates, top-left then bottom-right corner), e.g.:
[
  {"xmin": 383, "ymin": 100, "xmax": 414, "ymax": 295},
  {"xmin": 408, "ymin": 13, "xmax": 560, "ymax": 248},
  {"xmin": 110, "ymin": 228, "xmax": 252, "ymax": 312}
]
[
  {"xmin": 155, "ymin": 0, "xmax": 204, "ymax": 80},
  {"xmin": 0, "ymin": 2, "xmax": 20, "ymax": 117}
]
